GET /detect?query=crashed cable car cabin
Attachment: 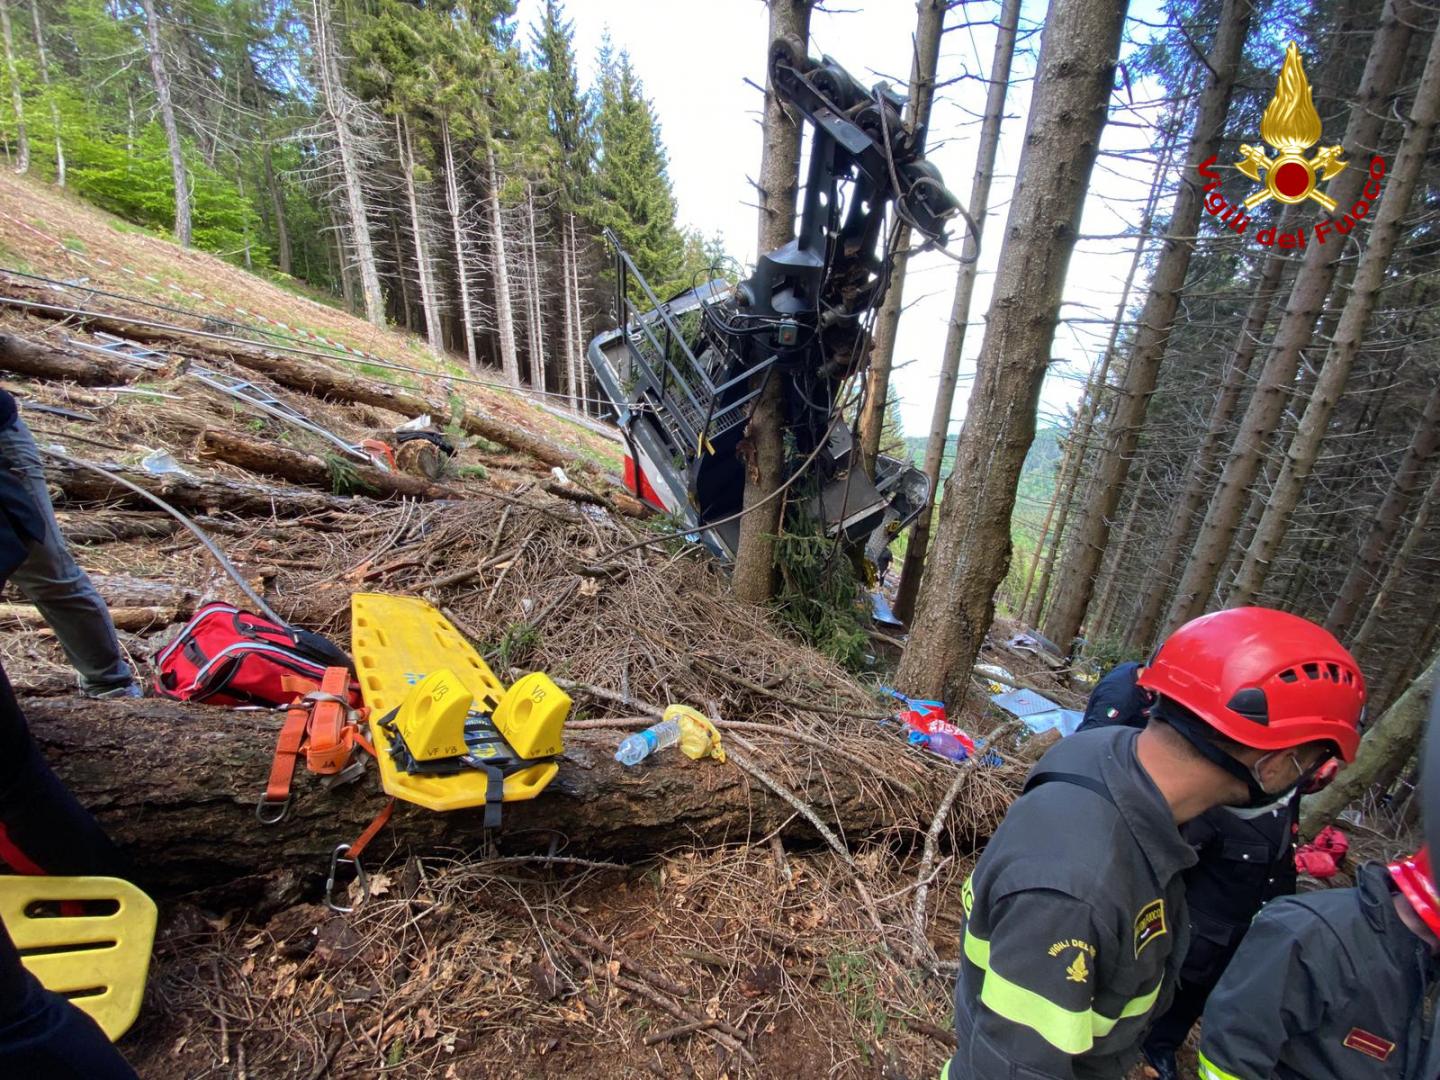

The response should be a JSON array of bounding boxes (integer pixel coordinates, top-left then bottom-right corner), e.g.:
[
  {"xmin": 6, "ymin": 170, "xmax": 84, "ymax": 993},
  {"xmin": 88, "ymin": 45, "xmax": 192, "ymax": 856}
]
[{"xmin": 587, "ymin": 42, "xmax": 961, "ymax": 571}]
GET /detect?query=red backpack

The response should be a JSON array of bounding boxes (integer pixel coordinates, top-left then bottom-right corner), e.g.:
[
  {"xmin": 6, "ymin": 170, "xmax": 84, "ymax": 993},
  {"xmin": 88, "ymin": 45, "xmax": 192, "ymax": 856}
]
[{"xmin": 155, "ymin": 602, "xmax": 354, "ymax": 707}]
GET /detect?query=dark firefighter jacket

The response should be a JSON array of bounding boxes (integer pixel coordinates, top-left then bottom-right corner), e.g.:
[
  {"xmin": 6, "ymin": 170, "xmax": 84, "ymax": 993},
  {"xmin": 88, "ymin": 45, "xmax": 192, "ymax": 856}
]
[
  {"xmin": 1074, "ymin": 662, "xmax": 1152, "ymax": 734},
  {"xmin": 1198, "ymin": 862, "xmax": 1440, "ymax": 1080},
  {"xmin": 947, "ymin": 727, "xmax": 1196, "ymax": 1079},
  {"xmin": 1076, "ymin": 662, "xmax": 1298, "ymax": 961}
]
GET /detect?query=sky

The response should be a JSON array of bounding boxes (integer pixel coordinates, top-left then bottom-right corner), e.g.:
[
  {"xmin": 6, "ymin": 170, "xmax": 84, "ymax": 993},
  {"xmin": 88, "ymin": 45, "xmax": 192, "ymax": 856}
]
[{"xmin": 515, "ymin": 0, "xmax": 1172, "ymax": 437}]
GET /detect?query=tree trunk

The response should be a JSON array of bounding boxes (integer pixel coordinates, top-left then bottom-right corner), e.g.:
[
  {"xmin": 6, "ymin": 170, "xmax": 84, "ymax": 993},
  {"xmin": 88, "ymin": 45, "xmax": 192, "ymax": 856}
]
[
  {"xmin": 1165, "ymin": 0, "xmax": 1416, "ymax": 631},
  {"xmin": 1327, "ymin": 383, "xmax": 1440, "ymax": 638},
  {"xmin": 893, "ymin": 0, "xmax": 1020, "ymax": 624},
  {"xmin": 525, "ymin": 183, "xmax": 546, "ymax": 390},
  {"xmin": 1040, "ymin": 0, "xmax": 1253, "ymax": 653},
  {"xmin": 854, "ymin": 0, "xmax": 945, "ymax": 479},
  {"xmin": 1125, "ymin": 244, "xmax": 1291, "ymax": 651},
  {"xmin": 330, "ymin": 203, "xmax": 356, "ymax": 314},
  {"xmin": 571, "ymin": 216, "xmax": 590, "ymax": 410},
  {"xmin": 0, "ymin": 0, "xmax": 25, "ymax": 175},
  {"xmin": 560, "ymin": 208, "xmax": 578, "ymax": 407},
  {"xmin": 45, "ymin": 460, "xmax": 362, "ymax": 518},
  {"xmin": 26, "ymin": 0, "xmax": 60, "ymax": 186},
  {"xmin": 399, "ymin": 115, "xmax": 444, "ymax": 354},
  {"xmin": 196, "ymin": 429, "xmax": 459, "ymax": 501},
  {"xmin": 1090, "ymin": 469, "xmax": 1146, "ymax": 640},
  {"xmin": 26, "ymin": 695, "xmax": 935, "ymax": 894},
  {"xmin": 1228, "ymin": 31, "xmax": 1440, "ymax": 607},
  {"xmin": 1021, "ymin": 115, "xmax": 1181, "ymax": 629},
  {"xmin": 732, "ymin": 0, "xmax": 814, "ymax": 606},
  {"xmin": 312, "ymin": 0, "xmax": 384, "ymax": 325},
  {"xmin": 440, "ymin": 119, "xmax": 479, "ymax": 371},
  {"xmin": 0, "ymin": 332, "xmax": 141, "ymax": 384},
  {"xmin": 1350, "ymin": 463, "xmax": 1440, "ymax": 659},
  {"xmin": 896, "ymin": 0, "xmax": 1127, "ymax": 701},
  {"xmin": 1018, "ymin": 427, "xmax": 1074, "ymax": 621},
  {"xmin": 389, "ymin": 211, "xmax": 416, "ymax": 331},
  {"xmin": 263, "ymin": 143, "xmax": 292, "ymax": 276},
  {"xmin": 1299, "ymin": 648, "xmax": 1438, "ymax": 838},
  {"xmin": 485, "ymin": 143, "xmax": 521, "ymax": 385},
  {"xmin": 139, "ymin": 0, "xmax": 190, "ymax": 245}
]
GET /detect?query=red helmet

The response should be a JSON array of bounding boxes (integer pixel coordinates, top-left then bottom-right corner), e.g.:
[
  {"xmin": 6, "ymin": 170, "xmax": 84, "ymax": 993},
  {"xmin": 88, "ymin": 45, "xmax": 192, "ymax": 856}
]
[
  {"xmin": 1388, "ymin": 848, "xmax": 1440, "ymax": 937},
  {"xmin": 1137, "ymin": 607, "xmax": 1365, "ymax": 762}
]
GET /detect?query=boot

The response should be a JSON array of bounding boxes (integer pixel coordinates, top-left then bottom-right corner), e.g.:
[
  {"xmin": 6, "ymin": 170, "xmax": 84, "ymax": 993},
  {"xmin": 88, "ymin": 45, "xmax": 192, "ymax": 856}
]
[{"xmin": 1141, "ymin": 1046, "xmax": 1179, "ymax": 1080}]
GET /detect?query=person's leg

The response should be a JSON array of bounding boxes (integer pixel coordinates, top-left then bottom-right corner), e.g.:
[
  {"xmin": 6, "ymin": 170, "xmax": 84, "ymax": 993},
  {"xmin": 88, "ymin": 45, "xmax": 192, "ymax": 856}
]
[
  {"xmin": 0, "ymin": 918, "xmax": 138, "ymax": 1079},
  {"xmin": 1144, "ymin": 949, "xmax": 1231, "ymax": 1074},
  {"xmin": 0, "ymin": 419, "xmax": 133, "ymax": 692},
  {"xmin": 1145, "ymin": 975, "xmax": 1211, "ymax": 1058},
  {"xmin": 0, "ymin": 663, "xmax": 132, "ymax": 879}
]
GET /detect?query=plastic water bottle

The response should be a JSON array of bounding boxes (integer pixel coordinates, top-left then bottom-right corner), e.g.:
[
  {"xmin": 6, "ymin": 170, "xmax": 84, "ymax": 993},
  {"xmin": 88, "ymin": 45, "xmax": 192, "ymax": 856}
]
[
  {"xmin": 909, "ymin": 730, "xmax": 970, "ymax": 762},
  {"xmin": 615, "ymin": 719, "xmax": 681, "ymax": 766}
]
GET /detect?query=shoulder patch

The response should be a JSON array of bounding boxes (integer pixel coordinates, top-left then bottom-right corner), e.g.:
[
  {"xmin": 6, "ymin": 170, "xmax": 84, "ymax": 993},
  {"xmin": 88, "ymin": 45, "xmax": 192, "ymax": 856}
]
[
  {"xmin": 1133, "ymin": 898, "xmax": 1167, "ymax": 957},
  {"xmin": 1343, "ymin": 1029, "xmax": 1395, "ymax": 1062},
  {"xmin": 1064, "ymin": 951, "xmax": 1090, "ymax": 983}
]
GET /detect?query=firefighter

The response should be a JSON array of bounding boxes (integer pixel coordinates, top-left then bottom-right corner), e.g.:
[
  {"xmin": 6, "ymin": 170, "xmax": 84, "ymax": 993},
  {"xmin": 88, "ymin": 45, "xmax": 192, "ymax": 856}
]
[
  {"xmin": 0, "ymin": 388, "xmax": 140, "ymax": 698},
  {"xmin": 1071, "ymin": 659, "xmax": 1314, "ymax": 1080},
  {"xmin": 945, "ymin": 607, "xmax": 1365, "ymax": 1080},
  {"xmin": 1074, "ymin": 660, "xmax": 1152, "ymax": 733},
  {"xmin": 1196, "ymin": 848, "xmax": 1440, "ymax": 1079},
  {"xmin": 0, "ymin": 464, "xmax": 137, "ymax": 1078}
]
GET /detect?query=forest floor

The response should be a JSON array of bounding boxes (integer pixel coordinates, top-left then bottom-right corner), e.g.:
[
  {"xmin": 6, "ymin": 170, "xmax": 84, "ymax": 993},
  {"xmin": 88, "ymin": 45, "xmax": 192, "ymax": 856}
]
[
  {"xmin": 0, "ymin": 173, "xmax": 1055, "ymax": 1079},
  {"xmin": 0, "ymin": 173, "xmax": 1374, "ymax": 1080}
]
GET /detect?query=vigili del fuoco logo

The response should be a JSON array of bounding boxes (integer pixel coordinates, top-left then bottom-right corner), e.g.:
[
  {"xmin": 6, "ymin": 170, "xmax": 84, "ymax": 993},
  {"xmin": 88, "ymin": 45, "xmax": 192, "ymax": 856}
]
[{"xmin": 1197, "ymin": 41, "xmax": 1386, "ymax": 248}]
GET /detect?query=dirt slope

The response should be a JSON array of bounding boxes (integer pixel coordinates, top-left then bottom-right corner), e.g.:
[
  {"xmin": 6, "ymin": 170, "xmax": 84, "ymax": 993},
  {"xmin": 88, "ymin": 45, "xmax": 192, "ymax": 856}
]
[{"xmin": 0, "ymin": 170, "xmax": 621, "ymax": 473}]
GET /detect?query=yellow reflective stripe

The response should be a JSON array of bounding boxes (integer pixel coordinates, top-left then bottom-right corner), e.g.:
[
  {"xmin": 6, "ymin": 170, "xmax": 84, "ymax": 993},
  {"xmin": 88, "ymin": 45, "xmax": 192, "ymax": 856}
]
[
  {"xmin": 962, "ymin": 922, "xmax": 1161, "ymax": 1055},
  {"xmin": 1196, "ymin": 1051, "xmax": 1244, "ymax": 1080}
]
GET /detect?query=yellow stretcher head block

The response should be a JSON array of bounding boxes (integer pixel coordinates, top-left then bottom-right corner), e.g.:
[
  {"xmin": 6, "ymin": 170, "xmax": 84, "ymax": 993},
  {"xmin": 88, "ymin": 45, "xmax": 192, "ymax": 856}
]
[
  {"xmin": 394, "ymin": 668, "xmax": 474, "ymax": 762},
  {"xmin": 493, "ymin": 672, "xmax": 569, "ymax": 760},
  {"xmin": 0, "ymin": 875, "xmax": 157, "ymax": 1041}
]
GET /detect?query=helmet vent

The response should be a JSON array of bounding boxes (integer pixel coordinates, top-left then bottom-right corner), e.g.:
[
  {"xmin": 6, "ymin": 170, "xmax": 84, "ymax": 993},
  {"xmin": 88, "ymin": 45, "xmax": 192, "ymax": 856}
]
[
  {"xmin": 1327, "ymin": 663, "xmax": 1340, "ymax": 681},
  {"xmin": 1279, "ymin": 669, "xmax": 1299, "ymax": 683},
  {"xmin": 1303, "ymin": 662, "xmax": 1321, "ymax": 680},
  {"xmin": 1227, "ymin": 687, "xmax": 1269, "ymax": 723}
]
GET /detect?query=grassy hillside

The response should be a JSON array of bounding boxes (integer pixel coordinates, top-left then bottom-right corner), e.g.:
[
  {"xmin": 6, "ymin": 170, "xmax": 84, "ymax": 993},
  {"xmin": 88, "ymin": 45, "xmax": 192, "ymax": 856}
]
[{"xmin": 0, "ymin": 171, "xmax": 621, "ymax": 472}]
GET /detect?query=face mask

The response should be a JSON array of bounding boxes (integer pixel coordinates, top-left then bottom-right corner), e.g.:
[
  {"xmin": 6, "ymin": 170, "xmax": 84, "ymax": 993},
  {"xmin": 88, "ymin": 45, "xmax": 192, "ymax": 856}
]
[{"xmin": 1221, "ymin": 785, "xmax": 1298, "ymax": 819}]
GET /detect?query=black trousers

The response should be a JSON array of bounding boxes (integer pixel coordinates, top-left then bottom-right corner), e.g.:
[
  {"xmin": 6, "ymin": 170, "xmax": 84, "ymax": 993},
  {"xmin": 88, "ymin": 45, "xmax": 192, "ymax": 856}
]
[
  {"xmin": 1143, "ymin": 939, "xmax": 1237, "ymax": 1059},
  {"xmin": 0, "ymin": 662, "xmax": 137, "ymax": 1077}
]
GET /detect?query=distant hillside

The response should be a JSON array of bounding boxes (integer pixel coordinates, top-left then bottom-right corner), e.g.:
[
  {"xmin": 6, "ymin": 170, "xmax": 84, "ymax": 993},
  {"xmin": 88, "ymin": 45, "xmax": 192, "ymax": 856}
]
[{"xmin": 904, "ymin": 427, "xmax": 1063, "ymax": 522}]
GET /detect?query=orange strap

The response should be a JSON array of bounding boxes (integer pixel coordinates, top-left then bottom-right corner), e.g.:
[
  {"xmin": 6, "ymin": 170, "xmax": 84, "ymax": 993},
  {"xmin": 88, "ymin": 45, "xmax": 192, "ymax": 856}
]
[
  {"xmin": 257, "ymin": 668, "xmax": 365, "ymax": 823},
  {"xmin": 346, "ymin": 798, "xmax": 395, "ymax": 862},
  {"xmin": 303, "ymin": 668, "xmax": 360, "ymax": 775}
]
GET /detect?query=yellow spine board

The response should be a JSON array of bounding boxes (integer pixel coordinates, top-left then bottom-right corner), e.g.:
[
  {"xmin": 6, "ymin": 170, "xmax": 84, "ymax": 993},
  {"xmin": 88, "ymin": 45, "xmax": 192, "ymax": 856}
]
[
  {"xmin": 0, "ymin": 875, "xmax": 157, "ymax": 1041},
  {"xmin": 351, "ymin": 593, "xmax": 558, "ymax": 812}
]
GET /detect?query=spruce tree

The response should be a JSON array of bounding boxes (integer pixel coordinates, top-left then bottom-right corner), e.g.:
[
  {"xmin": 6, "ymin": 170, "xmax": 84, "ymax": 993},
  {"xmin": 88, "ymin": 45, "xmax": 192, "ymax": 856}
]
[{"xmin": 593, "ymin": 42, "xmax": 685, "ymax": 292}]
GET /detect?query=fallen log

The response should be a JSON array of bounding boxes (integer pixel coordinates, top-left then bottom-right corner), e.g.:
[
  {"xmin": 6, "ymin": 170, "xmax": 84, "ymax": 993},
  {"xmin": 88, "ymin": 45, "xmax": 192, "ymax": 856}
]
[
  {"xmin": 25, "ymin": 694, "xmax": 933, "ymax": 896},
  {"xmin": 0, "ymin": 331, "xmax": 140, "ymax": 386},
  {"xmin": 0, "ymin": 289, "xmax": 589, "ymax": 473},
  {"xmin": 218, "ymin": 347, "xmax": 581, "ymax": 471},
  {"xmin": 45, "ymin": 459, "xmax": 387, "ymax": 518},
  {"xmin": 56, "ymin": 511, "xmax": 181, "ymax": 544},
  {"xmin": 196, "ymin": 428, "xmax": 459, "ymax": 501},
  {"xmin": 541, "ymin": 479, "xmax": 648, "ymax": 519},
  {"xmin": 0, "ymin": 603, "xmax": 182, "ymax": 633}
]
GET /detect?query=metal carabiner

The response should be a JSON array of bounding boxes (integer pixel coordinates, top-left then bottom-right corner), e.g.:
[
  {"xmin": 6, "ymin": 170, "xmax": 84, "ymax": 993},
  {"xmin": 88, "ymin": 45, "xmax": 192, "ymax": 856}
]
[
  {"xmin": 255, "ymin": 794, "xmax": 292, "ymax": 825},
  {"xmin": 324, "ymin": 843, "xmax": 368, "ymax": 914}
]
